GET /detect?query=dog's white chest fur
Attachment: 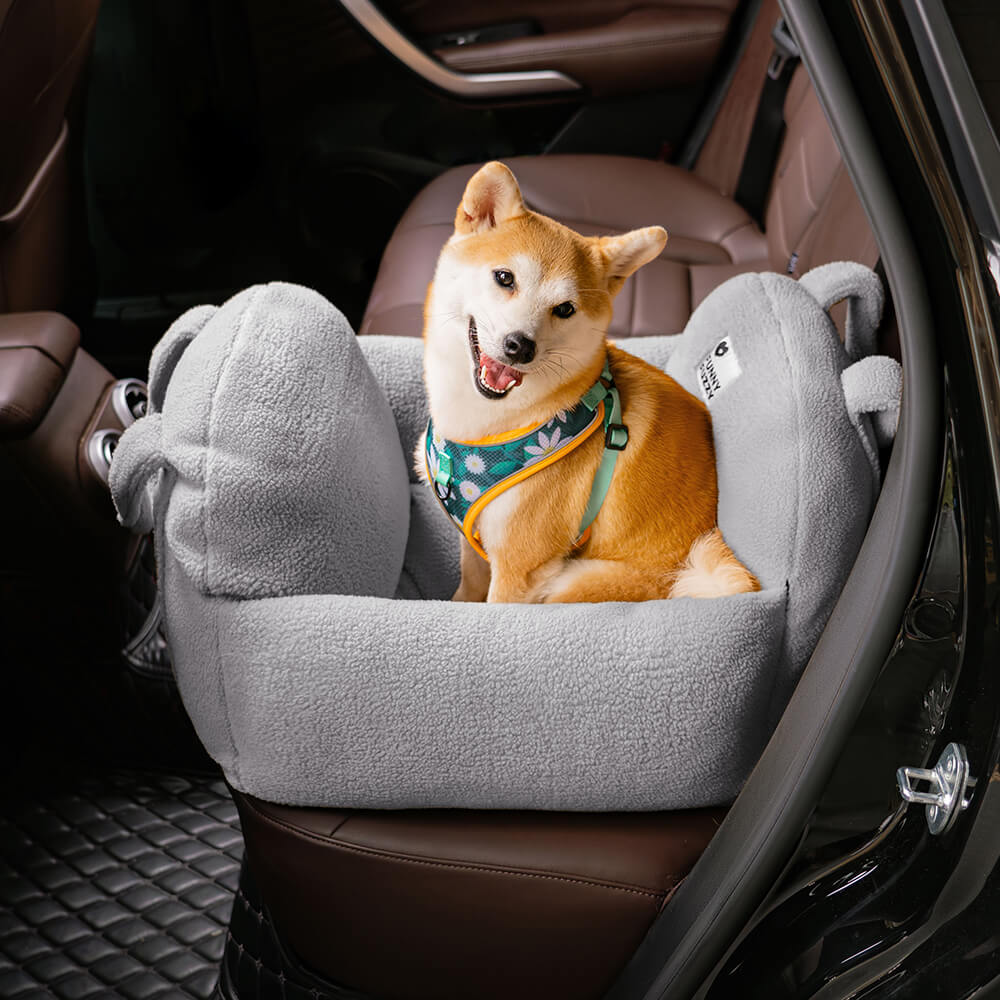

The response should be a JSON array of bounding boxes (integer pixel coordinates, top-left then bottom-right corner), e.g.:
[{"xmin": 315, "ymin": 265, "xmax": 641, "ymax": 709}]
[{"xmin": 474, "ymin": 484, "xmax": 523, "ymax": 556}]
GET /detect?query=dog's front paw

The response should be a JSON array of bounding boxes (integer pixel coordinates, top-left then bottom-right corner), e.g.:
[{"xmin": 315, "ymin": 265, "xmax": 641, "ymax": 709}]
[{"xmin": 452, "ymin": 582, "xmax": 488, "ymax": 603}]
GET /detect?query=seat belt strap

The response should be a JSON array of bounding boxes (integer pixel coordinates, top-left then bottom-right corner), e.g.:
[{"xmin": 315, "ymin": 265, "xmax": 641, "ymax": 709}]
[{"xmin": 733, "ymin": 17, "xmax": 800, "ymax": 225}]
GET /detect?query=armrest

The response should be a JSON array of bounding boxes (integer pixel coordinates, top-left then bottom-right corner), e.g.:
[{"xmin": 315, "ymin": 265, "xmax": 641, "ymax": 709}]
[
  {"xmin": 0, "ymin": 311, "xmax": 80, "ymax": 439},
  {"xmin": 435, "ymin": 6, "xmax": 730, "ymax": 98}
]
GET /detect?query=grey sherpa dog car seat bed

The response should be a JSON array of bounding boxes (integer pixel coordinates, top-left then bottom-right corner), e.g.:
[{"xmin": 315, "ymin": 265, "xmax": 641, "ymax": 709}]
[{"xmin": 109, "ymin": 262, "xmax": 900, "ymax": 811}]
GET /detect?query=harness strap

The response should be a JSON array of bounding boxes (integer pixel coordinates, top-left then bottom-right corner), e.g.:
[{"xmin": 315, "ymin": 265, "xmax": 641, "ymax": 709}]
[
  {"xmin": 577, "ymin": 357, "xmax": 628, "ymax": 538},
  {"xmin": 427, "ymin": 353, "xmax": 628, "ymax": 561}
]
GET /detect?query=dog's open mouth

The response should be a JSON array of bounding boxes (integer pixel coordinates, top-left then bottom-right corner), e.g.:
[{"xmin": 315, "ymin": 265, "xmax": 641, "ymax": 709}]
[{"xmin": 469, "ymin": 318, "xmax": 524, "ymax": 399}]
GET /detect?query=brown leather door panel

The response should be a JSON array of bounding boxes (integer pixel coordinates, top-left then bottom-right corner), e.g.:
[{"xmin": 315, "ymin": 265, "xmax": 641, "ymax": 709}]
[
  {"xmin": 386, "ymin": 0, "xmax": 738, "ymax": 35},
  {"xmin": 382, "ymin": 0, "xmax": 739, "ymax": 98},
  {"xmin": 436, "ymin": 6, "xmax": 734, "ymax": 98},
  {"xmin": 0, "ymin": 312, "xmax": 79, "ymax": 440}
]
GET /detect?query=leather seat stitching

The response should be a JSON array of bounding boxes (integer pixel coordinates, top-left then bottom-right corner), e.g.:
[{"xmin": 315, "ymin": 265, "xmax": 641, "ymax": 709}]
[
  {"xmin": 716, "ymin": 219, "xmax": 764, "ymax": 248},
  {"xmin": 0, "ymin": 401, "xmax": 31, "ymax": 421},
  {"xmin": 247, "ymin": 800, "xmax": 668, "ymax": 900}
]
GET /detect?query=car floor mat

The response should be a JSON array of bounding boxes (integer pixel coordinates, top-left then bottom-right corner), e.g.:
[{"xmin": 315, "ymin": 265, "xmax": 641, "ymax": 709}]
[{"xmin": 0, "ymin": 771, "xmax": 243, "ymax": 999}]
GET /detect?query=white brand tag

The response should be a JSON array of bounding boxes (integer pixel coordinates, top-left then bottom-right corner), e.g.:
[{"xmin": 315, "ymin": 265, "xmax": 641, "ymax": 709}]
[{"xmin": 697, "ymin": 337, "xmax": 742, "ymax": 403}]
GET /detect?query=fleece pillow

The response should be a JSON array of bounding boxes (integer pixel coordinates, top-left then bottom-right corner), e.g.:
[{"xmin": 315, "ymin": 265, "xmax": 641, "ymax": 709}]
[
  {"xmin": 110, "ymin": 265, "xmax": 900, "ymax": 811},
  {"xmin": 110, "ymin": 284, "xmax": 410, "ymax": 600}
]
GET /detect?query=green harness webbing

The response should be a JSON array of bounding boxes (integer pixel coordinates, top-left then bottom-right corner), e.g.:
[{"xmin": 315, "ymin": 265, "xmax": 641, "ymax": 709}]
[{"xmin": 577, "ymin": 356, "xmax": 629, "ymax": 537}]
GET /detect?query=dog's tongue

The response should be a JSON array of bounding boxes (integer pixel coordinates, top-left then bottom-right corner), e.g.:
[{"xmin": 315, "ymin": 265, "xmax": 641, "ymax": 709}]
[{"xmin": 481, "ymin": 353, "xmax": 523, "ymax": 392}]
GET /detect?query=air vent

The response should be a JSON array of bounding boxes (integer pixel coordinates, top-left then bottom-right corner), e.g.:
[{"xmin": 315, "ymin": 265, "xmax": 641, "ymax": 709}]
[
  {"xmin": 111, "ymin": 379, "xmax": 149, "ymax": 426},
  {"xmin": 86, "ymin": 429, "xmax": 122, "ymax": 484}
]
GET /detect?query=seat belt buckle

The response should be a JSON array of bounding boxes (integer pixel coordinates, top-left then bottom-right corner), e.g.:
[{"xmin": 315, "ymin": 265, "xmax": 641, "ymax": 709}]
[{"xmin": 767, "ymin": 18, "xmax": 800, "ymax": 81}]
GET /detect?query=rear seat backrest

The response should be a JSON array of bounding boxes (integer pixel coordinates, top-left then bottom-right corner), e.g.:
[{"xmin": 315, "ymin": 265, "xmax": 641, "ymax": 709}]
[
  {"xmin": 763, "ymin": 67, "xmax": 879, "ymax": 277},
  {"xmin": 358, "ymin": 6, "xmax": 884, "ymax": 344},
  {"xmin": 693, "ymin": 0, "xmax": 782, "ymax": 198},
  {"xmin": 695, "ymin": 4, "xmax": 879, "ymax": 282}
]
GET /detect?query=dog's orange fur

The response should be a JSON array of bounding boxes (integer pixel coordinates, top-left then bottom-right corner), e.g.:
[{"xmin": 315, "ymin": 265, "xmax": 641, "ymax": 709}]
[{"xmin": 421, "ymin": 161, "xmax": 759, "ymax": 603}]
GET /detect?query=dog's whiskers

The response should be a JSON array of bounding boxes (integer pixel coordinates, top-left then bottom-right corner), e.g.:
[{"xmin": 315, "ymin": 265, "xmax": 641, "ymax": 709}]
[{"xmin": 538, "ymin": 351, "xmax": 572, "ymax": 378}]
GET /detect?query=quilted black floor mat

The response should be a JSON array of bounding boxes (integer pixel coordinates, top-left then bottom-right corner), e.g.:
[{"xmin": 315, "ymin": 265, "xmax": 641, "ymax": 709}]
[{"xmin": 0, "ymin": 772, "xmax": 243, "ymax": 999}]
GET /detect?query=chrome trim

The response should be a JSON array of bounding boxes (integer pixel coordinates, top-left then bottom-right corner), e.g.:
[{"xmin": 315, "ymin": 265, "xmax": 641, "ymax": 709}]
[
  {"xmin": 110, "ymin": 378, "xmax": 149, "ymax": 427},
  {"xmin": 903, "ymin": 0, "xmax": 1000, "ymax": 238},
  {"xmin": 897, "ymin": 742, "xmax": 975, "ymax": 835},
  {"xmin": 337, "ymin": 0, "xmax": 581, "ymax": 98},
  {"xmin": 86, "ymin": 429, "xmax": 121, "ymax": 485},
  {"xmin": 987, "ymin": 238, "xmax": 1000, "ymax": 300}
]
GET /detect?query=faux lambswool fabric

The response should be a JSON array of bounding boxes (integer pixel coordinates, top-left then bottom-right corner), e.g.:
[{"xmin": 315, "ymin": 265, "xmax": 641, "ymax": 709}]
[
  {"xmin": 110, "ymin": 284, "xmax": 410, "ymax": 600},
  {"xmin": 110, "ymin": 266, "xmax": 900, "ymax": 810}
]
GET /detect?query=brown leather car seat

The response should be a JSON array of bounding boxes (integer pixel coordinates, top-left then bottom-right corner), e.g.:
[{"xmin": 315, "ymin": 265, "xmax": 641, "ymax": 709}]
[
  {"xmin": 360, "ymin": 16, "xmax": 877, "ymax": 339},
  {"xmin": 361, "ymin": 152, "xmax": 770, "ymax": 338},
  {"xmin": 235, "ymin": 796, "xmax": 725, "ymax": 1000},
  {"xmin": 0, "ymin": 0, "xmax": 101, "ymax": 314},
  {"xmin": 230, "ymin": 9, "xmax": 881, "ymax": 1000}
]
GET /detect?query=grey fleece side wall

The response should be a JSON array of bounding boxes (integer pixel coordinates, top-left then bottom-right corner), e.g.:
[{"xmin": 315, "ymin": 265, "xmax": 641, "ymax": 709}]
[{"xmin": 215, "ymin": 585, "xmax": 788, "ymax": 810}]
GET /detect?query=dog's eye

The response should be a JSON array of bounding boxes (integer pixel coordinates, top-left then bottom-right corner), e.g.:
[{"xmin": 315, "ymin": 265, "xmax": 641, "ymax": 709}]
[
  {"xmin": 493, "ymin": 269, "xmax": 515, "ymax": 288},
  {"xmin": 552, "ymin": 301, "xmax": 576, "ymax": 318}
]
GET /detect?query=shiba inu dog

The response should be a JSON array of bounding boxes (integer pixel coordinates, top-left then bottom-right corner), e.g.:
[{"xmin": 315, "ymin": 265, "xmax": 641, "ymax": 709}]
[{"xmin": 418, "ymin": 161, "xmax": 758, "ymax": 604}]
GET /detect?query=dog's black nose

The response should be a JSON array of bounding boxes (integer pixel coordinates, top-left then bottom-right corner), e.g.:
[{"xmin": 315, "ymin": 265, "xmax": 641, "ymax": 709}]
[{"xmin": 503, "ymin": 332, "xmax": 535, "ymax": 365}]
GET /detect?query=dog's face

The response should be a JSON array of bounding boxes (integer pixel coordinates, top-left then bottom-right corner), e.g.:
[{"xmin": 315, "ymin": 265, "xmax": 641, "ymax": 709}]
[{"xmin": 423, "ymin": 162, "xmax": 666, "ymax": 428}]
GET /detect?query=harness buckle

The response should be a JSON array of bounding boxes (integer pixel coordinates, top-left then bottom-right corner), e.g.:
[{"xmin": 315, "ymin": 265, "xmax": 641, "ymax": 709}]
[
  {"xmin": 605, "ymin": 423, "xmax": 629, "ymax": 451},
  {"xmin": 432, "ymin": 451, "xmax": 453, "ymax": 499}
]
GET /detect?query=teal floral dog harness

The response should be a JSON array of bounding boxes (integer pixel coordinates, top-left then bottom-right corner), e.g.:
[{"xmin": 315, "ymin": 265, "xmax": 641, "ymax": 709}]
[{"xmin": 424, "ymin": 355, "xmax": 628, "ymax": 560}]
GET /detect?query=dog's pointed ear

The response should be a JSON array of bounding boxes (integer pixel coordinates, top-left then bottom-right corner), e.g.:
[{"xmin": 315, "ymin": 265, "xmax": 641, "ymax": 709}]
[
  {"xmin": 599, "ymin": 226, "xmax": 668, "ymax": 288},
  {"xmin": 455, "ymin": 162, "xmax": 525, "ymax": 236}
]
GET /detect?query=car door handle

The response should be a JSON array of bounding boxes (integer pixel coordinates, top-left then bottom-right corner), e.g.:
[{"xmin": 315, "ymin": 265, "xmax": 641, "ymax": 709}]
[
  {"xmin": 435, "ymin": 7, "xmax": 732, "ymax": 100},
  {"xmin": 337, "ymin": 0, "xmax": 582, "ymax": 99}
]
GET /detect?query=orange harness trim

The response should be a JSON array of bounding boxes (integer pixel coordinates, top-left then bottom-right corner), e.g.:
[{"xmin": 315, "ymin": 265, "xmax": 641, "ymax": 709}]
[
  {"xmin": 457, "ymin": 402, "xmax": 604, "ymax": 561},
  {"xmin": 423, "ymin": 401, "xmax": 606, "ymax": 562}
]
